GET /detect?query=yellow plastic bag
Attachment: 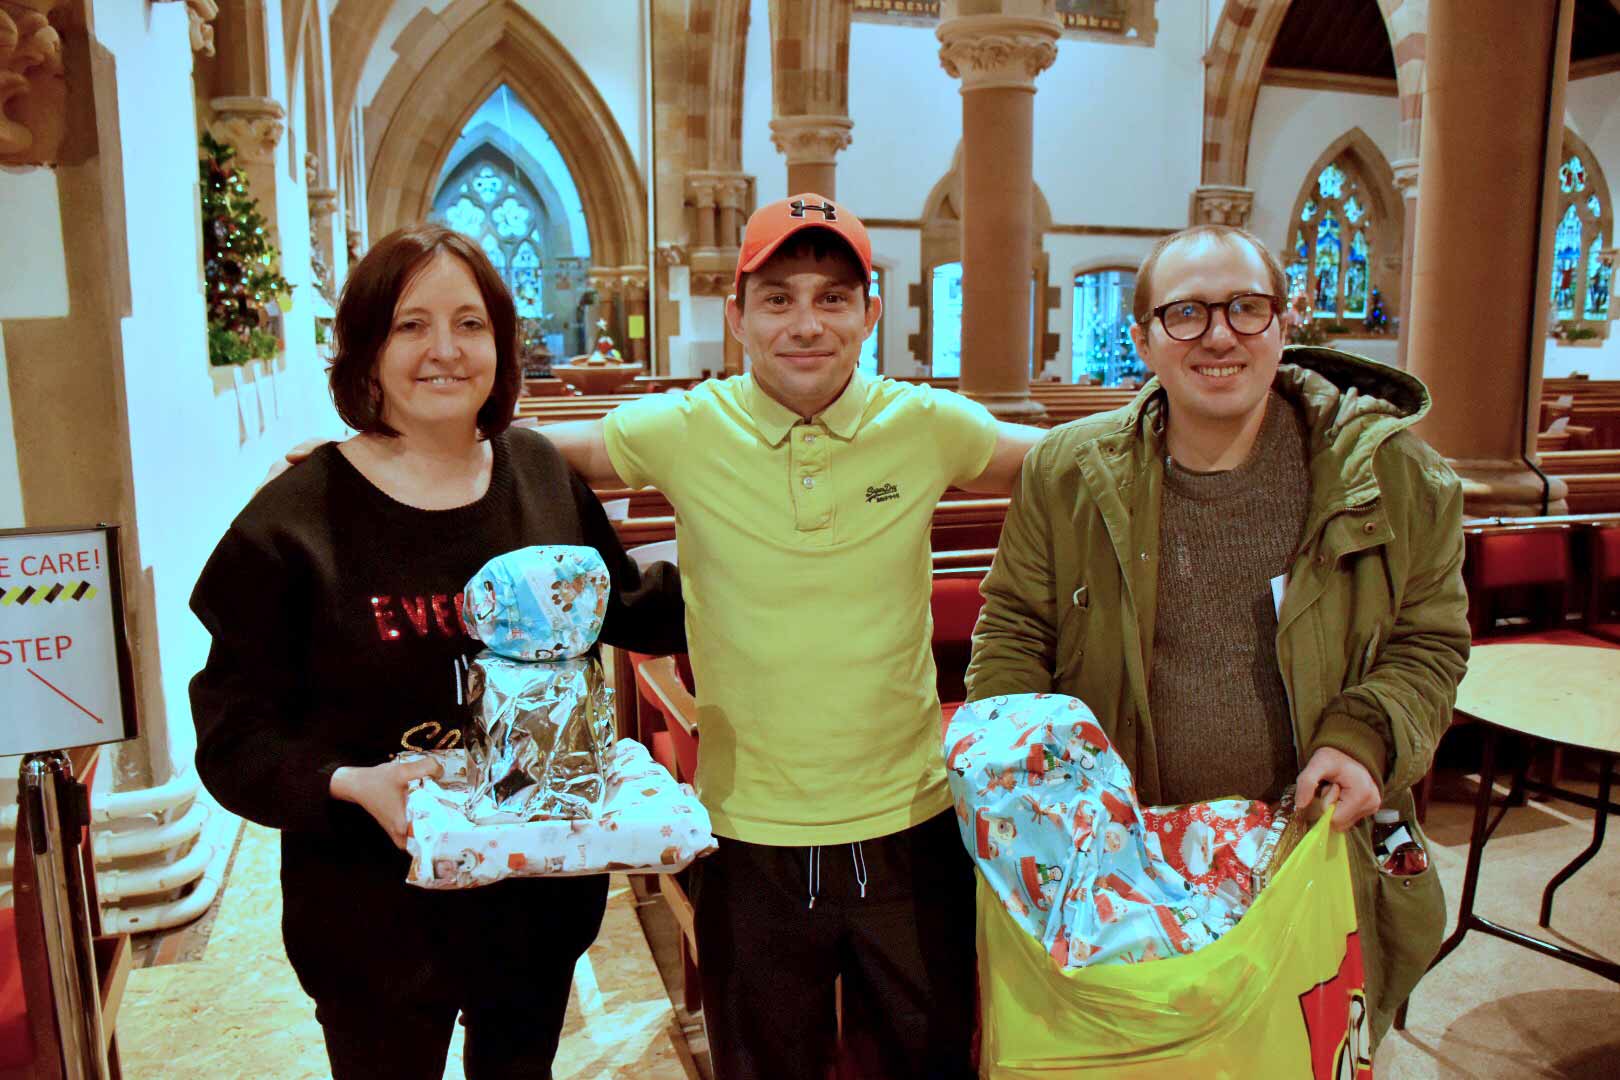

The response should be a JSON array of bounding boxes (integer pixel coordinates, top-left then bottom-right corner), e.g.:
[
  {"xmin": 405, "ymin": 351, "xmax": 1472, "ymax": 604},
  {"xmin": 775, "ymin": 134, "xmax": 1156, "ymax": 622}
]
[{"xmin": 977, "ymin": 812, "xmax": 1373, "ymax": 1079}]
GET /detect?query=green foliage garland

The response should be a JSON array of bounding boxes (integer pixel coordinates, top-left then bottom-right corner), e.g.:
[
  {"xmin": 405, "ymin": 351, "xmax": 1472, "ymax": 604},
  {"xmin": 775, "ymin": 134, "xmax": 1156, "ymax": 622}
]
[{"xmin": 200, "ymin": 133, "xmax": 290, "ymax": 366}]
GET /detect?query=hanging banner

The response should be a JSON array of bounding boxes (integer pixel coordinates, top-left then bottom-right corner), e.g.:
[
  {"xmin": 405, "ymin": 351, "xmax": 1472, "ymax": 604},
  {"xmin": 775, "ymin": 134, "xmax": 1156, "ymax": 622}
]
[{"xmin": 0, "ymin": 525, "xmax": 139, "ymax": 755}]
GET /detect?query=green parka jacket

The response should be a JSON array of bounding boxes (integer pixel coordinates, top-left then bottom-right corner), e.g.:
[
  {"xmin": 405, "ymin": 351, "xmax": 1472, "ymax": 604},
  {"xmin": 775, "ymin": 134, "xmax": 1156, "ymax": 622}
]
[{"xmin": 966, "ymin": 346, "xmax": 1470, "ymax": 1045}]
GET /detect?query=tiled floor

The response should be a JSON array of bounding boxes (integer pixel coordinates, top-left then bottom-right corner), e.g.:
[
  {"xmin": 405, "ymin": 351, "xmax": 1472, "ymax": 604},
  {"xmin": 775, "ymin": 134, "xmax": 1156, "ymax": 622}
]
[{"xmin": 112, "ymin": 754, "xmax": 1618, "ymax": 1079}]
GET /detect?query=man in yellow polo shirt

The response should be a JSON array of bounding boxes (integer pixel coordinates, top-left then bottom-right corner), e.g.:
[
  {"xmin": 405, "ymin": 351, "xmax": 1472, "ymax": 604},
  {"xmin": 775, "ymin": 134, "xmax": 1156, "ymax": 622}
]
[{"xmin": 546, "ymin": 194, "xmax": 1035, "ymax": 1079}]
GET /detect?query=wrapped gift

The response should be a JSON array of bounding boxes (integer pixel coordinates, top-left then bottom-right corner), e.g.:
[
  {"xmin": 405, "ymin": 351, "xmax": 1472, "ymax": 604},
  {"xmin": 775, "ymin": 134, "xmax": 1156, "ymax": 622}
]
[
  {"xmin": 463, "ymin": 544, "xmax": 609, "ymax": 661},
  {"xmin": 405, "ymin": 739, "xmax": 718, "ymax": 889},
  {"xmin": 465, "ymin": 654, "xmax": 613, "ymax": 822},
  {"xmin": 946, "ymin": 693, "xmax": 1287, "ymax": 968},
  {"xmin": 461, "ymin": 545, "xmax": 616, "ymax": 821}
]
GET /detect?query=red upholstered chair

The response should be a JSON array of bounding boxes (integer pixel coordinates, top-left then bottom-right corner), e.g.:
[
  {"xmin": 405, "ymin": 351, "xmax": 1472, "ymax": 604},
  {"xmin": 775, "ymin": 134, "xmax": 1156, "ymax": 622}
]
[
  {"xmin": 1465, "ymin": 524, "xmax": 1577, "ymax": 640},
  {"xmin": 932, "ymin": 573, "xmax": 988, "ymax": 714},
  {"xmin": 1585, "ymin": 522, "xmax": 1620, "ymax": 644}
]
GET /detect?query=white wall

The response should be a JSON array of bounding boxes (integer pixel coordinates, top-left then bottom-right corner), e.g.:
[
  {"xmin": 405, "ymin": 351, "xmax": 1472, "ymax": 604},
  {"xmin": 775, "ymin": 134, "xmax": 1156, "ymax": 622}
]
[
  {"xmin": 92, "ymin": 0, "xmax": 345, "ymax": 777},
  {"xmin": 1247, "ymin": 85, "xmax": 1400, "ymax": 258},
  {"xmin": 358, "ymin": 0, "xmax": 648, "ymax": 173}
]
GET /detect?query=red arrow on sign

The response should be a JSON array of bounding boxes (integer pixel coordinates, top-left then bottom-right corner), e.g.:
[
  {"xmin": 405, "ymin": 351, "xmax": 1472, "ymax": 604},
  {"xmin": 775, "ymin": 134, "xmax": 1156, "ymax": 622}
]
[{"xmin": 25, "ymin": 667, "xmax": 105, "ymax": 724}]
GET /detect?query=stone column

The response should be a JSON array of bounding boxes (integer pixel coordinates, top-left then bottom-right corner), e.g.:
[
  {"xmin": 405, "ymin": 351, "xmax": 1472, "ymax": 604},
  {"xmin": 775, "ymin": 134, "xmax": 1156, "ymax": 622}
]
[
  {"xmin": 1189, "ymin": 185, "xmax": 1255, "ymax": 228},
  {"xmin": 716, "ymin": 173, "xmax": 752, "ymax": 249},
  {"xmin": 1391, "ymin": 159, "xmax": 1419, "ymax": 370},
  {"xmin": 208, "ymin": 94, "xmax": 286, "ymax": 228},
  {"xmin": 937, "ymin": 6, "xmax": 1059, "ymax": 420},
  {"xmin": 687, "ymin": 174, "xmax": 719, "ymax": 252},
  {"xmin": 768, "ymin": 114, "xmax": 852, "ymax": 198},
  {"xmin": 618, "ymin": 267, "xmax": 651, "ymax": 367},
  {"xmin": 308, "ymin": 183, "xmax": 340, "ymax": 300},
  {"xmin": 1405, "ymin": 0, "xmax": 1573, "ymax": 516}
]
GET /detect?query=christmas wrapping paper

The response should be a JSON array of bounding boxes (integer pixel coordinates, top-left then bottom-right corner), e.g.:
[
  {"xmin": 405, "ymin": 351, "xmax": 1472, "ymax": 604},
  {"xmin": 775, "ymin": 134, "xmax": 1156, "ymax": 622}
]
[
  {"xmin": 946, "ymin": 693, "xmax": 1281, "ymax": 968},
  {"xmin": 405, "ymin": 738, "xmax": 718, "ymax": 888},
  {"xmin": 463, "ymin": 545, "xmax": 609, "ymax": 661}
]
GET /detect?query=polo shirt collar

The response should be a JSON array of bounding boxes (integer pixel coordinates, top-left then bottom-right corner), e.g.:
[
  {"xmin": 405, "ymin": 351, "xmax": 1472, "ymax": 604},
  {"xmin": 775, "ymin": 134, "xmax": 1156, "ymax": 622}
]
[{"xmin": 744, "ymin": 369, "xmax": 871, "ymax": 446}]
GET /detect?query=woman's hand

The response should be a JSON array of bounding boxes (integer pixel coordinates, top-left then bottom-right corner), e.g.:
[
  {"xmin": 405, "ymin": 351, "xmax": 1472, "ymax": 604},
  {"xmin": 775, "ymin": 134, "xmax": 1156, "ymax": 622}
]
[{"xmin": 329, "ymin": 758, "xmax": 443, "ymax": 849}]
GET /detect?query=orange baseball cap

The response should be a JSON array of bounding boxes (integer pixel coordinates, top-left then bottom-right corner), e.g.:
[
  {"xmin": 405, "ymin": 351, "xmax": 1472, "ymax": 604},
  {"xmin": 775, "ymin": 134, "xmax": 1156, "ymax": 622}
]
[{"xmin": 733, "ymin": 193, "xmax": 872, "ymax": 294}]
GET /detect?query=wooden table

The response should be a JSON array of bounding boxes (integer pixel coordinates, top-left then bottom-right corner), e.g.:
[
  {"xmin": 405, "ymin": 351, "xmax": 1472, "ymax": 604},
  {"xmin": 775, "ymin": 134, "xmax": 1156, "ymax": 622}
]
[{"xmin": 1398, "ymin": 643, "xmax": 1620, "ymax": 1028}]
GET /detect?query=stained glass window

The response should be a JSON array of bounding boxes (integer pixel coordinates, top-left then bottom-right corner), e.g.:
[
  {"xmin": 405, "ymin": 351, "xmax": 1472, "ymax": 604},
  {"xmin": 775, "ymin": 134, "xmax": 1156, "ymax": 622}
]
[
  {"xmin": 932, "ymin": 262, "xmax": 963, "ymax": 378},
  {"xmin": 1291, "ymin": 152, "xmax": 1379, "ymax": 327},
  {"xmin": 1546, "ymin": 133, "xmax": 1613, "ymax": 336},
  {"xmin": 1072, "ymin": 270, "xmax": 1143, "ymax": 386},
  {"xmin": 1586, "ymin": 234, "xmax": 1611, "ymax": 321},
  {"xmin": 430, "ymin": 85, "xmax": 595, "ymax": 359},
  {"xmin": 1345, "ymin": 232, "xmax": 1370, "ymax": 319}
]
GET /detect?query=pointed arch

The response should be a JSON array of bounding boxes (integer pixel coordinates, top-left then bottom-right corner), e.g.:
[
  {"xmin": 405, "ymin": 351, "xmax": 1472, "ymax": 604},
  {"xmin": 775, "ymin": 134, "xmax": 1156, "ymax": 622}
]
[
  {"xmin": 328, "ymin": 0, "xmax": 397, "ymax": 176},
  {"xmin": 1550, "ymin": 126, "xmax": 1614, "ymax": 331},
  {"xmin": 1282, "ymin": 127, "xmax": 1405, "ymax": 322},
  {"xmin": 1203, "ymin": 0, "xmax": 1417, "ymax": 186},
  {"xmin": 364, "ymin": 1, "xmax": 645, "ymax": 269}
]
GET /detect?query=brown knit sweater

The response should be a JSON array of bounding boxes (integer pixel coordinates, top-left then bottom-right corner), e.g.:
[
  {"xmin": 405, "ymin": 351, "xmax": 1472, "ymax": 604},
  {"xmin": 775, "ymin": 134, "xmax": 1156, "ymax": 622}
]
[{"xmin": 1150, "ymin": 392, "xmax": 1312, "ymax": 804}]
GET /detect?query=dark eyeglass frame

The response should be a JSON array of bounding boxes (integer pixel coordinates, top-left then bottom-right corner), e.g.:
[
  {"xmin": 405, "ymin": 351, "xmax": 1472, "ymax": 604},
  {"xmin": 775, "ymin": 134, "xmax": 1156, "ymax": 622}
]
[{"xmin": 1145, "ymin": 293, "xmax": 1285, "ymax": 342}]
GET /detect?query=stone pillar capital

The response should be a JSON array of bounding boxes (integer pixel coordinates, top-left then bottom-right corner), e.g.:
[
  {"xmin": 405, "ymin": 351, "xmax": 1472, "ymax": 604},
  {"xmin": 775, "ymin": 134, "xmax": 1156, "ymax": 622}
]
[
  {"xmin": 714, "ymin": 174, "xmax": 751, "ymax": 210},
  {"xmin": 0, "ymin": 0, "xmax": 67, "ymax": 164},
  {"xmin": 617, "ymin": 268, "xmax": 650, "ymax": 300},
  {"xmin": 1391, "ymin": 158, "xmax": 1420, "ymax": 197},
  {"xmin": 1190, "ymin": 184, "xmax": 1254, "ymax": 227},
  {"xmin": 936, "ymin": 15, "xmax": 1060, "ymax": 93},
  {"xmin": 768, "ymin": 114, "xmax": 854, "ymax": 166},
  {"xmin": 657, "ymin": 242, "xmax": 688, "ymax": 266},
  {"xmin": 685, "ymin": 174, "xmax": 720, "ymax": 207},
  {"xmin": 308, "ymin": 186, "xmax": 340, "ymax": 217},
  {"xmin": 209, "ymin": 95, "xmax": 285, "ymax": 164},
  {"xmin": 587, "ymin": 268, "xmax": 622, "ymax": 297}
]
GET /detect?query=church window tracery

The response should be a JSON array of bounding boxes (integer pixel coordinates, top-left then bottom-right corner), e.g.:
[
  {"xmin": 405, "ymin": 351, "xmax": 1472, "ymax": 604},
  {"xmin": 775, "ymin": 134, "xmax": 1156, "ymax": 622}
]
[
  {"xmin": 1550, "ymin": 133, "xmax": 1612, "ymax": 334},
  {"xmin": 1287, "ymin": 155, "xmax": 1374, "ymax": 321}
]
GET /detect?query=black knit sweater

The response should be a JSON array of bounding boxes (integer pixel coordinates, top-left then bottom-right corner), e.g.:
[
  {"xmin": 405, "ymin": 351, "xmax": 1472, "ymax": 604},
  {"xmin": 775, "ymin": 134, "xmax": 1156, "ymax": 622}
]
[{"xmin": 190, "ymin": 427, "xmax": 684, "ymax": 850}]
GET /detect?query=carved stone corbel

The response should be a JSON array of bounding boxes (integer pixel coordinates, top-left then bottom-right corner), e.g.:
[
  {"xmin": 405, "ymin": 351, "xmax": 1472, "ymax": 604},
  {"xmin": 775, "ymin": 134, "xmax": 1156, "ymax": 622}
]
[
  {"xmin": 1189, "ymin": 184, "xmax": 1254, "ymax": 228},
  {"xmin": 0, "ymin": 0, "xmax": 67, "ymax": 165},
  {"xmin": 209, "ymin": 95, "xmax": 285, "ymax": 165},
  {"xmin": 656, "ymin": 243, "xmax": 688, "ymax": 267}
]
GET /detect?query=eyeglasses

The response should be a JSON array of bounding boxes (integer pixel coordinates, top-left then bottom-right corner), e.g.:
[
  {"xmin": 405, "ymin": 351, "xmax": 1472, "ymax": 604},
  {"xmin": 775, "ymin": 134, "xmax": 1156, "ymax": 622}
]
[{"xmin": 1146, "ymin": 293, "xmax": 1283, "ymax": 341}]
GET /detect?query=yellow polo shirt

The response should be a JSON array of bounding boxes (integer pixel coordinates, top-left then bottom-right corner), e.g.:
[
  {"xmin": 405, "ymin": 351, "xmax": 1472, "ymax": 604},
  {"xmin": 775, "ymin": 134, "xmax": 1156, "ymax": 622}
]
[{"xmin": 604, "ymin": 372, "xmax": 997, "ymax": 844}]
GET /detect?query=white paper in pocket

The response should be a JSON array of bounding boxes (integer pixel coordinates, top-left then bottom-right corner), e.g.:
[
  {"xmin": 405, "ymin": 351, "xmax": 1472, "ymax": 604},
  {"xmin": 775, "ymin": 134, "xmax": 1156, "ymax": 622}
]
[{"xmin": 1270, "ymin": 573, "xmax": 1287, "ymax": 619}]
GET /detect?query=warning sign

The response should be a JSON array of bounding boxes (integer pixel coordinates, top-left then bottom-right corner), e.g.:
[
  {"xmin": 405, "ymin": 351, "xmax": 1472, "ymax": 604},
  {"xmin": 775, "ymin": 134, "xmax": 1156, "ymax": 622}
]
[{"xmin": 0, "ymin": 525, "xmax": 138, "ymax": 755}]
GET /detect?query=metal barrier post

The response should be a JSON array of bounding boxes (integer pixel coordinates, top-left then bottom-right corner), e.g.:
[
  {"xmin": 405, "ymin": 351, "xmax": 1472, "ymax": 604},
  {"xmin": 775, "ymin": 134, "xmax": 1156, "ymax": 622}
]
[{"xmin": 19, "ymin": 751, "xmax": 111, "ymax": 1080}]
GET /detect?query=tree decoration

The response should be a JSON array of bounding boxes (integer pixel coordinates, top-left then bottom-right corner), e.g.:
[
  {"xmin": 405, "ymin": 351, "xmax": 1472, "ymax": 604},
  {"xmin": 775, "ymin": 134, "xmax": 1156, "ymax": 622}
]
[
  {"xmin": 200, "ymin": 132, "xmax": 290, "ymax": 366},
  {"xmin": 1361, "ymin": 287, "xmax": 1390, "ymax": 336}
]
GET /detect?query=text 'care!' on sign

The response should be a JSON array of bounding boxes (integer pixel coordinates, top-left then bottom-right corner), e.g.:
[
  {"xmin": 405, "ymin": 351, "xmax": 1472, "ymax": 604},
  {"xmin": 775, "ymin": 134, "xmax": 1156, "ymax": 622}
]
[{"xmin": 0, "ymin": 526, "xmax": 138, "ymax": 755}]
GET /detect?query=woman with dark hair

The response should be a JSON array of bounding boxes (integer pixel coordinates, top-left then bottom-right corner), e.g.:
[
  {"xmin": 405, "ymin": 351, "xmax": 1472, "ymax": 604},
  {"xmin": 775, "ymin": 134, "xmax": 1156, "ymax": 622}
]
[{"xmin": 189, "ymin": 224, "xmax": 683, "ymax": 1078}]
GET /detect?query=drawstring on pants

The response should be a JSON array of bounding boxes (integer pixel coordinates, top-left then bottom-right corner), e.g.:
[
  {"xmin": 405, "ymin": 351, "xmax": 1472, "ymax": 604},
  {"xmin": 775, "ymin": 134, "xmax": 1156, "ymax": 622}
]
[{"xmin": 806, "ymin": 843, "xmax": 871, "ymax": 907}]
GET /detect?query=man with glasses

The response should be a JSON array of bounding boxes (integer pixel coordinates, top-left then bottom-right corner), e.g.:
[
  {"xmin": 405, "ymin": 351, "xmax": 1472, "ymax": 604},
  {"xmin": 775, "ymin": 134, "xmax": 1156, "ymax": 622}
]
[{"xmin": 967, "ymin": 223, "xmax": 1468, "ymax": 1048}]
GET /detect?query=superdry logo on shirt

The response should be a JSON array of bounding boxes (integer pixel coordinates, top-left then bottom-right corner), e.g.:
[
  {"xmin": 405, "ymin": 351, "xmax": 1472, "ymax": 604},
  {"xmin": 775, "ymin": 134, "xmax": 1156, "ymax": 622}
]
[{"xmin": 865, "ymin": 483, "xmax": 900, "ymax": 504}]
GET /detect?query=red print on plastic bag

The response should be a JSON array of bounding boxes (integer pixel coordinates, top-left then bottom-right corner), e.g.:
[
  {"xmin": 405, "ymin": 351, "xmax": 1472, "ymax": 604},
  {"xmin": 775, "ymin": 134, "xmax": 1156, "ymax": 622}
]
[{"xmin": 1299, "ymin": 932, "xmax": 1373, "ymax": 1080}]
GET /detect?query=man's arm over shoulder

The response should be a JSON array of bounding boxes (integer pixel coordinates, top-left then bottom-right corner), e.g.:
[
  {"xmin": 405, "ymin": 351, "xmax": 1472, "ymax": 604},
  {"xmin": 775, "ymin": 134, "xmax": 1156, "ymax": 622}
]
[
  {"xmin": 966, "ymin": 436, "xmax": 1063, "ymax": 701},
  {"xmin": 960, "ymin": 422, "xmax": 1043, "ymax": 495},
  {"xmin": 1313, "ymin": 447, "xmax": 1469, "ymax": 796},
  {"xmin": 538, "ymin": 420, "xmax": 625, "ymax": 487}
]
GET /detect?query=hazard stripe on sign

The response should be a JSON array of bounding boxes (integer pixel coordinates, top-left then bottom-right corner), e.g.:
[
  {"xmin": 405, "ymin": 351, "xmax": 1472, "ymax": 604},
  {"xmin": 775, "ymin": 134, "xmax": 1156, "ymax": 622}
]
[{"xmin": 1, "ymin": 582, "xmax": 98, "ymax": 605}]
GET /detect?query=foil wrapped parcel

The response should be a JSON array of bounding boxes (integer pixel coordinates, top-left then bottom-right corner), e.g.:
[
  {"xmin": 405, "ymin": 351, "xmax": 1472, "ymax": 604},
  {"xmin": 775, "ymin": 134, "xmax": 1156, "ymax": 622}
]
[
  {"xmin": 465, "ymin": 654, "xmax": 613, "ymax": 822},
  {"xmin": 461, "ymin": 545, "xmax": 614, "ymax": 822}
]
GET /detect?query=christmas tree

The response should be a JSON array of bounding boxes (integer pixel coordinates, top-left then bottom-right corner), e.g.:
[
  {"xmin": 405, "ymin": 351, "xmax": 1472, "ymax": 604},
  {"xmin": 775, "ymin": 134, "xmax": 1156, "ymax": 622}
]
[
  {"xmin": 200, "ymin": 133, "xmax": 291, "ymax": 366},
  {"xmin": 1362, "ymin": 287, "xmax": 1390, "ymax": 335}
]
